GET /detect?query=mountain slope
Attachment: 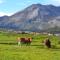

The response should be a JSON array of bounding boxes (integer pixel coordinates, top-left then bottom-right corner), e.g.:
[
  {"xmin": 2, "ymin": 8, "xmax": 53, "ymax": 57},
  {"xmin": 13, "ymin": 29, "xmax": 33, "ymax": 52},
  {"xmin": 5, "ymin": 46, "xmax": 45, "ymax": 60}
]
[{"xmin": 0, "ymin": 4, "xmax": 60, "ymax": 32}]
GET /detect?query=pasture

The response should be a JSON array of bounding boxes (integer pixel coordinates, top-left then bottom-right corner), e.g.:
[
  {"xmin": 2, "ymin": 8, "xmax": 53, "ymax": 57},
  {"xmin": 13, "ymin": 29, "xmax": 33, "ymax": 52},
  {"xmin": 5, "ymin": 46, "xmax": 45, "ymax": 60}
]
[{"xmin": 0, "ymin": 32, "xmax": 60, "ymax": 60}]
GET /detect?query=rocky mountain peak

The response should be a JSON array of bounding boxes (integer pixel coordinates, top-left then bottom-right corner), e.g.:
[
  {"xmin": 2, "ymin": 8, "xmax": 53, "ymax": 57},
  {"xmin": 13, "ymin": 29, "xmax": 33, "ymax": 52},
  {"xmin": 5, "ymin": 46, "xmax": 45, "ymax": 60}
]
[{"xmin": 0, "ymin": 4, "xmax": 60, "ymax": 32}]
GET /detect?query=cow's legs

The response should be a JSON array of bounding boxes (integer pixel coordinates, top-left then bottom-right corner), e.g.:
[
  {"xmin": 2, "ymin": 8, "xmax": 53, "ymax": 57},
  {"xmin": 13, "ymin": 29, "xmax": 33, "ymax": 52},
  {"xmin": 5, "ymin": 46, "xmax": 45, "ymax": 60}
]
[{"xmin": 18, "ymin": 41, "xmax": 20, "ymax": 46}]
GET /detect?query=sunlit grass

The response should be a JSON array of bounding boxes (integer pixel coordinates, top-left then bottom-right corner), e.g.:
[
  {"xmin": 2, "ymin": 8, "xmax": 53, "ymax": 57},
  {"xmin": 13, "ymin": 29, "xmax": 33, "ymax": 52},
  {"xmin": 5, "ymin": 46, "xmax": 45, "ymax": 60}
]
[{"xmin": 0, "ymin": 32, "xmax": 60, "ymax": 60}]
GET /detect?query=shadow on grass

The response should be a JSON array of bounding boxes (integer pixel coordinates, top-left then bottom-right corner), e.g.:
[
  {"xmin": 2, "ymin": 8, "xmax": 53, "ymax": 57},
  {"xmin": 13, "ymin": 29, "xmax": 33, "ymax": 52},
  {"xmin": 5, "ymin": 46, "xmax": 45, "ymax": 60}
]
[
  {"xmin": 0, "ymin": 42, "xmax": 17, "ymax": 45},
  {"xmin": 31, "ymin": 44, "xmax": 60, "ymax": 50},
  {"xmin": 0, "ymin": 43, "xmax": 60, "ymax": 50},
  {"xmin": 31, "ymin": 44, "xmax": 44, "ymax": 48},
  {"xmin": 0, "ymin": 42, "xmax": 44, "ymax": 47}
]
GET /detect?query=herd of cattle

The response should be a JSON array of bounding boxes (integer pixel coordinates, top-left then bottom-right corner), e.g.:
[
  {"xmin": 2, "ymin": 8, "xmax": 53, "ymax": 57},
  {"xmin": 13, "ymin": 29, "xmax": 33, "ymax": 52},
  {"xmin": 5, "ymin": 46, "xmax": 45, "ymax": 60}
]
[{"xmin": 17, "ymin": 37, "xmax": 51, "ymax": 48}]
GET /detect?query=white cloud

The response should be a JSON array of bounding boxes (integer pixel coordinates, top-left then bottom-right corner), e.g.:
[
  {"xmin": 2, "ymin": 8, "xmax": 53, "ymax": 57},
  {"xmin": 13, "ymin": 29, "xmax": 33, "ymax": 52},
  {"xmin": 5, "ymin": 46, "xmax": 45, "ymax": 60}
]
[
  {"xmin": 54, "ymin": 0, "xmax": 60, "ymax": 2},
  {"xmin": 53, "ymin": 0, "xmax": 60, "ymax": 4},
  {"xmin": 0, "ymin": 12, "xmax": 13, "ymax": 16},
  {"xmin": 48, "ymin": 0, "xmax": 60, "ymax": 6},
  {"xmin": 41, "ymin": 0, "xmax": 60, "ymax": 6},
  {"xmin": 0, "ymin": 0, "xmax": 4, "ymax": 4}
]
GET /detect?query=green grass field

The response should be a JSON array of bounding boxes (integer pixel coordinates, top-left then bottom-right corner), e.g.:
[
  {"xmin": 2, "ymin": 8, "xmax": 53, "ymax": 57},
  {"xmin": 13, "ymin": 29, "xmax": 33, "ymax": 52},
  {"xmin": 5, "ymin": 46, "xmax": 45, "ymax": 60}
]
[{"xmin": 0, "ymin": 32, "xmax": 60, "ymax": 60}]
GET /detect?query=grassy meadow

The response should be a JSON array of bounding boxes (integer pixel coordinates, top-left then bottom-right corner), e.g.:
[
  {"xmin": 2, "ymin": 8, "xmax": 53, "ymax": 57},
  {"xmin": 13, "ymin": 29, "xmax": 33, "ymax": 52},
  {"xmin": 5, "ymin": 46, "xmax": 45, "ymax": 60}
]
[{"xmin": 0, "ymin": 32, "xmax": 60, "ymax": 60}]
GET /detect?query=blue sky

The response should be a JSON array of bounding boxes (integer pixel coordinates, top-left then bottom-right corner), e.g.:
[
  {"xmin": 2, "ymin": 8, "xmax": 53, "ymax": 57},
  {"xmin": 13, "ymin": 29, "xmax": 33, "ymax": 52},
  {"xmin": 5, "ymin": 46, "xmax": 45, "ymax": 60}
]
[{"xmin": 0, "ymin": 0, "xmax": 60, "ymax": 16}]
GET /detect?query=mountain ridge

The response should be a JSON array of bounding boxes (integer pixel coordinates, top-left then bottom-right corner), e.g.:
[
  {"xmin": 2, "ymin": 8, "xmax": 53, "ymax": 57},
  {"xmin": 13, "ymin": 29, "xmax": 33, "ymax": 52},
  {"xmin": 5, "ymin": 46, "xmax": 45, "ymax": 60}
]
[{"xmin": 0, "ymin": 4, "xmax": 60, "ymax": 32}]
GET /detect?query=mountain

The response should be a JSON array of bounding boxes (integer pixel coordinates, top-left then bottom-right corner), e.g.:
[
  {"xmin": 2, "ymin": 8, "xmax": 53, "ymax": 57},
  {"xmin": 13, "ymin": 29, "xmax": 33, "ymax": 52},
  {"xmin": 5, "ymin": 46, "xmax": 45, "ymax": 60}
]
[{"xmin": 0, "ymin": 4, "xmax": 60, "ymax": 32}]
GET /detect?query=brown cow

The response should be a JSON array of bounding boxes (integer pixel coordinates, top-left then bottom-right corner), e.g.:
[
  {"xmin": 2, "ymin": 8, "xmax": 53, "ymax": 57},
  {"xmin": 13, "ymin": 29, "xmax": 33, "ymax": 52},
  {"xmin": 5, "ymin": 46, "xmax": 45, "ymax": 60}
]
[
  {"xmin": 20, "ymin": 37, "xmax": 32, "ymax": 45},
  {"xmin": 44, "ymin": 38, "xmax": 51, "ymax": 48}
]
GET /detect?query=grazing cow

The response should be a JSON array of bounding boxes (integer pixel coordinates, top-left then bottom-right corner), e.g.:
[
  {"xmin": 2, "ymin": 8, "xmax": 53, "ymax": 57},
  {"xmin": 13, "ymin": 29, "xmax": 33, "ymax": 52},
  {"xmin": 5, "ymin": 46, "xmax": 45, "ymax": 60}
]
[
  {"xmin": 20, "ymin": 37, "xmax": 32, "ymax": 45},
  {"xmin": 44, "ymin": 38, "xmax": 51, "ymax": 48}
]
